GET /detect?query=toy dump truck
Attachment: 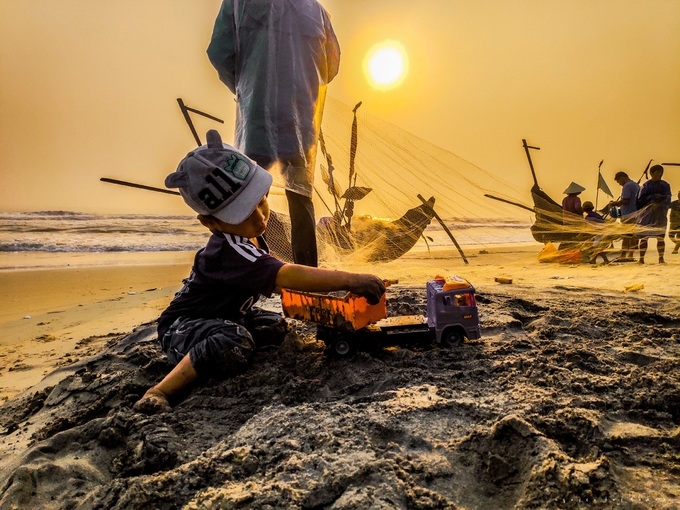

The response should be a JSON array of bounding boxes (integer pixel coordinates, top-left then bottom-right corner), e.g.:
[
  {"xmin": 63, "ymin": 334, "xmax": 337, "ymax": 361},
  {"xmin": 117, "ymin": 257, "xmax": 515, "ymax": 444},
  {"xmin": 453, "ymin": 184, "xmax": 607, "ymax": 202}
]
[{"xmin": 281, "ymin": 275, "xmax": 481, "ymax": 356}]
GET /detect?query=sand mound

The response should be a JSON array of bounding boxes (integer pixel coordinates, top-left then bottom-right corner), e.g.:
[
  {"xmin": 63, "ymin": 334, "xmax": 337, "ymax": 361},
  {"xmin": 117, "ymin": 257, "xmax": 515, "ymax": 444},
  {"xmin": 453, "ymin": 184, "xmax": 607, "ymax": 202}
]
[{"xmin": 1, "ymin": 286, "xmax": 678, "ymax": 509}]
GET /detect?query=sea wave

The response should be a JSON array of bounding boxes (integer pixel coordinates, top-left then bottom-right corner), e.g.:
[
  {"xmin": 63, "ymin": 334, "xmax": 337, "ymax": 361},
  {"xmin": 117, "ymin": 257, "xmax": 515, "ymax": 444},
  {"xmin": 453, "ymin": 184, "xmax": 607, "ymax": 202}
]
[{"xmin": 0, "ymin": 211, "xmax": 534, "ymax": 252}]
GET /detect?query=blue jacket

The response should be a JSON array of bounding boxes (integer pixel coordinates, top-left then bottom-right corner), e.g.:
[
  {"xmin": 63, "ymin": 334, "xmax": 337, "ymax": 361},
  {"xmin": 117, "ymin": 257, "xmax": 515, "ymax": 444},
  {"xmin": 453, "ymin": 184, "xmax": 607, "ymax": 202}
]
[{"xmin": 207, "ymin": 0, "xmax": 341, "ymax": 197}]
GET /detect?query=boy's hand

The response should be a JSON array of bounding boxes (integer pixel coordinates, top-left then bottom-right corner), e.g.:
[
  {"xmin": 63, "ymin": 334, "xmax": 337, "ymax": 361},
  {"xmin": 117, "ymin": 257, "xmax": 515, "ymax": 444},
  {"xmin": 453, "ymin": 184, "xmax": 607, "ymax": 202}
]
[
  {"xmin": 350, "ymin": 274, "xmax": 386, "ymax": 305},
  {"xmin": 275, "ymin": 265, "xmax": 386, "ymax": 304}
]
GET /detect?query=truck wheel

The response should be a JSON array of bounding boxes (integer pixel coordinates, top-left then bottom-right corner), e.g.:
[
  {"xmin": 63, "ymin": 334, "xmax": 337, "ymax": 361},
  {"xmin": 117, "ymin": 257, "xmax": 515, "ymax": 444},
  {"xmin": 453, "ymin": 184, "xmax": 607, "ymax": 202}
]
[
  {"xmin": 442, "ymin": 329, "xmax": 463, "ymax": 348},
  {"xmin": 333, "ymin": 339, "xmax": 353, "ymax": 356}
]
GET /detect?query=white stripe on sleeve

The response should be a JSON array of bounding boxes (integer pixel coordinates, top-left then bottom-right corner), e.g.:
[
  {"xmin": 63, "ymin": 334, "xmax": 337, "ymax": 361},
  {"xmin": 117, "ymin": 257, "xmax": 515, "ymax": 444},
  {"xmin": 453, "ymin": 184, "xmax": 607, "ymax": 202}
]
[{"xmin": 224, "ymin": 234, "xmax": 263, "ymax": 262}]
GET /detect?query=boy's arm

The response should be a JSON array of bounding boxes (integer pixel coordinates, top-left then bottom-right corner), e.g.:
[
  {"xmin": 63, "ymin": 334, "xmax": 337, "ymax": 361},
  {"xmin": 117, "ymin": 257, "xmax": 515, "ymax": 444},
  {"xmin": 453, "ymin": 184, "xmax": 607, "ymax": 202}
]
[{"xmin": 275, "ymin": 264, "xmax": 385, "ymax": 305}]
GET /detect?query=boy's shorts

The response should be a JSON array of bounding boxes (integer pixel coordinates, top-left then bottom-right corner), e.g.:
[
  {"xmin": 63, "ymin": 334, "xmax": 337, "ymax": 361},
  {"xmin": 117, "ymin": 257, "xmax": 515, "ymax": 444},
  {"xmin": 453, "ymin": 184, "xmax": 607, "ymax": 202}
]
[{"xmin": 160, "ymin": 308, "xmax": 288, "ymax": 378}]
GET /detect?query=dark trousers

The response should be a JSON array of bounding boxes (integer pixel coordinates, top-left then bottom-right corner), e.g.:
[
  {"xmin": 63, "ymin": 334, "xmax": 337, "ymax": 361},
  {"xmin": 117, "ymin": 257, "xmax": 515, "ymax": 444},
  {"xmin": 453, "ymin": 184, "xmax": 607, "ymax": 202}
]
[
  {"xmin": 285, "ymin": 189, "xmax": 318, "ymax": 267},
  {"xmin": 160, "ymin": 309, "xmax": 288, "ymax": 378},
  {"xmin": 250, "ymin": 154, "xmax": 318, "ymax": 268}
]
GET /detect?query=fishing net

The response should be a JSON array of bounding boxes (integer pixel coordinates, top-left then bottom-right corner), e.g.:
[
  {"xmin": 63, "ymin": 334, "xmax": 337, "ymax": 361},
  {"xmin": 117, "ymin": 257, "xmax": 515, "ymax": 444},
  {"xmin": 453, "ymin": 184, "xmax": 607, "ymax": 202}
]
[
  {"xmin": 297, "ymin": 98, "xmax": 674, "ymax": 265},
  {"xmin": 169, "ymin": 97, "xmax": 672, "ymax": 267},
  {"xmin": 264, "ymin": 97, "xmax": 538, "ymax": 264}
]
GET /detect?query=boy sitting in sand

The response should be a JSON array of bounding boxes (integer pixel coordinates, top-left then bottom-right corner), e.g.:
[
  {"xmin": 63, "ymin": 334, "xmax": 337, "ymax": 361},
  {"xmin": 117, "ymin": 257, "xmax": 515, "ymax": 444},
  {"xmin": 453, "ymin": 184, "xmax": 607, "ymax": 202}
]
[{"xmin": 133, "ymin": 130, "xmax": 385, "ymax": 415}]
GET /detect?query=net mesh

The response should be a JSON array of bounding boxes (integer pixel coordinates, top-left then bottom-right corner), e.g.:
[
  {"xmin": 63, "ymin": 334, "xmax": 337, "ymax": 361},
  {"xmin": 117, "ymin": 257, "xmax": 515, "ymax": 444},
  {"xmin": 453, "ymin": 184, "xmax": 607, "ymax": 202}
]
[
  {"xmin": 182, "ymin": 97, "xmax": 667, "ymax": 267},
  {"xmin": 266, "ymin": 97, "xmax": 541, "ymax": 264}
]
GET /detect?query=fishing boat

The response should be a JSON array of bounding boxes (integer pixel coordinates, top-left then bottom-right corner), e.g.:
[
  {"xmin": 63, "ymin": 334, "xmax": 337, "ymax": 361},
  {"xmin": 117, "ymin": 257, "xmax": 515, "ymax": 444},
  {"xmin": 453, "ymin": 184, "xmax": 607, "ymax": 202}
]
[
  {"xmin": 267, "ymin": 196, "xmax": 435, "ymax": 263},
  {"xmin": 266, "ymin": 102, "xmax": 436, "ymax": 262},
  {"xmin": 485, "ymin": 139, "xmax": 601, "ymax": 246}
]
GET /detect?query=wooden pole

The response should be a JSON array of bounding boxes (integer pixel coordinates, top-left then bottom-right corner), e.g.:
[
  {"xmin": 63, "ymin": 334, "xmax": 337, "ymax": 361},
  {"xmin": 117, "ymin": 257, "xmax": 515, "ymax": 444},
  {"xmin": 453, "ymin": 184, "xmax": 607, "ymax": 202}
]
[
  {"xmin": 637, "ymin": 159, "xmax": 653, "ymax": 184},
  {"xmin": 100, "ymin": 177, "xmax": 180, "ymax": 196},
  {"xmin": 417, "ymin": 194, "xmax": 468, "ymax": 264},
  {"xmin": 522, "ymin": 139, "xmax": 541, "ymax": 188},
  {"xmin": 484, "ymin": 194, "xmax": 535, "ymax": 213},
  {"xmin": 177, "ymin": 98, "xmax": 202, "ymax": 146},
  {"xmin": 101, "ymin": 177, "xmax": 287, "ymax": 197},
  {"xmin": 595, "ymin": 159, "xmax": 603, "ymax": 211},
  {"xmin": 176, "ymin": 98, "xmax": 225, "ymax": 147}
]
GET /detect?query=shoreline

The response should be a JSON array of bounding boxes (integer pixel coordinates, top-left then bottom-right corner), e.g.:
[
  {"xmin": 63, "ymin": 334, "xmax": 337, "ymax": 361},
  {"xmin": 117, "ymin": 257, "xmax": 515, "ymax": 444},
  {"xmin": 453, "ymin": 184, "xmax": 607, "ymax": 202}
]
[
  {"xmin": 0, "ymin": 253, "xmax": 194, "ymax": 401},
  {"xmin": 0, "ymin": 250, "xmax": 196, "ymax": 272}
]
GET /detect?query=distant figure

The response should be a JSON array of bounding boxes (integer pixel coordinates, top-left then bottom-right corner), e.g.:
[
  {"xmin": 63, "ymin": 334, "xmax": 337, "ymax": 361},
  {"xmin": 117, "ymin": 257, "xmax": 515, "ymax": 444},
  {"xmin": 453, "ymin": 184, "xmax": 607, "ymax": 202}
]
[
  {"xmin": 609, "ymin": 171, "xmax": 640, "ymax": 261},
  {"xmin": 562, "ymin": 182, "xmax": 585, "ymax": 219},
  {"xmin": 636, "ymin": 165, "xmax": 672, "ymax": 264},
  {"xmin": 207, "ymin": 0, "xmax": 341, "ymax": 267},
  {"xmin": 583, "ymin": 201, "xmax": 604, "ymax": 223},
  {"xmin": 582, "ymin": 201, "xmax": 609, "ymax": 264},
  {"xmin": 669, "ymin": 190, "xmax": 680, "ymax": 254}
]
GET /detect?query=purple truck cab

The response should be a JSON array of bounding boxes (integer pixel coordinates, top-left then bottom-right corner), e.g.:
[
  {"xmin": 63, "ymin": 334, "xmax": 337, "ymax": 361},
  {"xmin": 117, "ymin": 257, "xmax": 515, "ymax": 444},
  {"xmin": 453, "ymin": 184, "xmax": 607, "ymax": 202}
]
[{"xmin": 426, "ymin": 277, "xmax": 482, "ymax": 347}]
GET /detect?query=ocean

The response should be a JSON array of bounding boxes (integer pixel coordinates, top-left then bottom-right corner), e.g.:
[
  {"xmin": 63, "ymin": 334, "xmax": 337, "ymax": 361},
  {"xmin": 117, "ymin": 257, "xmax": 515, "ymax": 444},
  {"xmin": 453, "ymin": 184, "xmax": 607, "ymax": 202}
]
[{"xmin": 0, "ymin": 211, "xmax": 535, "ymax": 254}]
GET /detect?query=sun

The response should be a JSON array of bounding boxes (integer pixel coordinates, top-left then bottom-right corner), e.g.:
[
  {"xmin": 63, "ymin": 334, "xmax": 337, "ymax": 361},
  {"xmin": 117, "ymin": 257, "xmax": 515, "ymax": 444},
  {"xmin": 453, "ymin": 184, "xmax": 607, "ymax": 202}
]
[{"xmin": 364, "ymin": 40, "xmax": 409, "ymax": 90}]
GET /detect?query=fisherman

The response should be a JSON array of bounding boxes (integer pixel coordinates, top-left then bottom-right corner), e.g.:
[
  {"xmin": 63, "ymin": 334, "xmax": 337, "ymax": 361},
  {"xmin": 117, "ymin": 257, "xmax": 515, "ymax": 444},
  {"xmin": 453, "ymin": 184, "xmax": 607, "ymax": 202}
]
[
  {"xmin": 562, "ymin": 182, "xmax": 585, "ymax": 219},
  {"xmin": 636, "ymin": 165, "xmax": 672, "ymax": 264},
  {"xmin": 559, "ymin": 182, "xmax": 586, "ymax": 251},
  {"xmin": 609, "ymin": 171, "xmax": 640, "ymax": 261},
  {"xmin": 133, "ymin": 130, "xmax": 384, "ymax": 414},
  {"xmin": 207, "ymin": 0, "xmax": 341, "ymax": 268}
]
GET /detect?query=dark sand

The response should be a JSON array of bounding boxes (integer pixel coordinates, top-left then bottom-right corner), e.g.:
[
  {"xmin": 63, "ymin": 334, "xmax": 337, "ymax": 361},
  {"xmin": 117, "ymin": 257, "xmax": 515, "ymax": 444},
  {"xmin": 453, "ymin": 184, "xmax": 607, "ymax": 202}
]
[{"xmin": 0, "ymin": 284, "xmax": 679, "ymax": 509}]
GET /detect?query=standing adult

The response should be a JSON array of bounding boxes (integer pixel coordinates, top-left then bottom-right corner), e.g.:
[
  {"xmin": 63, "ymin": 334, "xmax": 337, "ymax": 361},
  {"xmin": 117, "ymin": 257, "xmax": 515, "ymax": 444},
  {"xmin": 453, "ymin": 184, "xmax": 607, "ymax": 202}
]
[
  {"xmin": 609, "ymin": 171, "xmax": 640, "ymax": 261},
  {"xmin": 207, "ymin": 0, "xmax": 341, "ymax": 267},
  {"xmin": 668, "ymin": 190, "xmax": 680, "ymax": 254},
  {"xmin": 636, "ymin": 165, "xmax": 672, "ymax": 264}
]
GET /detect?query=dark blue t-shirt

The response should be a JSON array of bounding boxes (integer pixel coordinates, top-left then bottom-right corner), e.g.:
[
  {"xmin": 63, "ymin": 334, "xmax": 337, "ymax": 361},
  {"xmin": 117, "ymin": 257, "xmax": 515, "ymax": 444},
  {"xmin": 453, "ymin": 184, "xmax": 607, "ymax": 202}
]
[
  {"xmin": 157, "ymin": 232, "xmax": 285, "ymax": 339},
  {"xmin": 637, "ymin": 179, "xmax": 672, "ymax": 227}
]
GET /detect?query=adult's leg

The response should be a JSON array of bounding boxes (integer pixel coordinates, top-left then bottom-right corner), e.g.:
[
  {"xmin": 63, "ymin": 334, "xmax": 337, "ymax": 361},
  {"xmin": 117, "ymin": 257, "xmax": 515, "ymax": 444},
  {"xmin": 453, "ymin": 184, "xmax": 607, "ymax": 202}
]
[
  {"xmin": 671, "ymin": 232, "xmax": 680, "ymax": 254},
  {"xmin": 249, "ymin": 155, "xmax": 318, "ymax": 266},
  {"xmin": 628, "ymin": 236, "xmax": 639, "ymax": 259},
  {"xmin": 286, "ymin": 189, "xmax": 318, "ymax": 267},
  {"xmin": 638, "ymin": 238, "xmax": 648, "ymax": 263},
  {"xmin": 622, "ymin": 217, "xmax": 638, "ymax": 260},
  {"xmin": 657, "ymin": 238, "xmax": 665, "ymax": 263},
  {"xmin": 622, "ymin": 235, "xmax": 633, "ymax": 259}
]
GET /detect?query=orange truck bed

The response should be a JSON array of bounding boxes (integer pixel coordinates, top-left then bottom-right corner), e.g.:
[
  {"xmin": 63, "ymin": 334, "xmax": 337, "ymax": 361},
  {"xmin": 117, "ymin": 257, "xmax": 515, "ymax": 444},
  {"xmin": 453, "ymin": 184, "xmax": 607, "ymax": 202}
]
[{"xmin": 280, "ymin": 289, "xmax": 387, "ymax": 331}]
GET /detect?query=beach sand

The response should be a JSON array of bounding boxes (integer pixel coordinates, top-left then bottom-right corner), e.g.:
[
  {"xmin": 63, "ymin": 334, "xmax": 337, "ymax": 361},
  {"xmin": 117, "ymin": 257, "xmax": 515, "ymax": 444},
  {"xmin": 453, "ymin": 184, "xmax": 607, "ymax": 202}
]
[
  {"xmin": 1, "ymin": 244, "xmax": 679, "ymax": 508},
  {"xmin": 0, "ymin": 251, "xmax": 195, "ymax": 402}
]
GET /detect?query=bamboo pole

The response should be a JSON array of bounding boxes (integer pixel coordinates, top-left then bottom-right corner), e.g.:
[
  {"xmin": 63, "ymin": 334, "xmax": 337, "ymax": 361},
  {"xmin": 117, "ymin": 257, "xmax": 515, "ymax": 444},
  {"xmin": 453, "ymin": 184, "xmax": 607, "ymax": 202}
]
[{"xmin": 417, "ymin": 194, "xmax": 468, "ymax": 264}]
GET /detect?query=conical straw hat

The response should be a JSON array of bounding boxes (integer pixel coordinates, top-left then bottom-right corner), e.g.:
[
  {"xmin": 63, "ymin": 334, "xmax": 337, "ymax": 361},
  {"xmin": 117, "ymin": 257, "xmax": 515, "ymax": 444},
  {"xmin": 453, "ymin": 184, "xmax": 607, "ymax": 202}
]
[{"xmin": 563, "ymin": 182, "xmax": 585, "ymax": 194}]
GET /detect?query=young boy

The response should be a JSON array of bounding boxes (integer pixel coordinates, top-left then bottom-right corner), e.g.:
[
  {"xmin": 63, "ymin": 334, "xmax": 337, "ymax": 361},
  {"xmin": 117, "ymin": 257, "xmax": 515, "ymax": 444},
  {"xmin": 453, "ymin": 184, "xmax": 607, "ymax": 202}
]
[
  {"xmin": 133, "ymin": 130, "xmax": 385, "ymax": 415},
  {"xmin": 636, "ymin": 164, "xmax": 672, "ymax": 264}
]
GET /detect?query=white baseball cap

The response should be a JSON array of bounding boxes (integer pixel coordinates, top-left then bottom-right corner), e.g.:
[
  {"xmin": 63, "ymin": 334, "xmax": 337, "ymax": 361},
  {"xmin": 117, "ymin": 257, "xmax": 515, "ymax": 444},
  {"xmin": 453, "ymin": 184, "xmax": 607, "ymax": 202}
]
[{"xmin": 165, "ymin": 130, "xmax": 272, "ymax": 224}]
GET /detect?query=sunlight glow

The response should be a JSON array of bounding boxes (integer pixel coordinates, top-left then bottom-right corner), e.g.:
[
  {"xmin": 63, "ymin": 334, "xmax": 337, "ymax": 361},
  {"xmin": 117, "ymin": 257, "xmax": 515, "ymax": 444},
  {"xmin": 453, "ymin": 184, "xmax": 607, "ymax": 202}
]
[{"xmin": 364, "ymin": 41, "xmax": 409, "ymax": 90}]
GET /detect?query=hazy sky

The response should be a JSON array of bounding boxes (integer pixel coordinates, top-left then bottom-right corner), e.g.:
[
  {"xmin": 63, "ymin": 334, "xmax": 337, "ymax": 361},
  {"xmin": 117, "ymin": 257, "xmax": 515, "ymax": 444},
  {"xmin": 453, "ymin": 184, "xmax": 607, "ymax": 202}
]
[{"xmin": 1, "ymin": 0, "xmax": 679, "ymax": 216}]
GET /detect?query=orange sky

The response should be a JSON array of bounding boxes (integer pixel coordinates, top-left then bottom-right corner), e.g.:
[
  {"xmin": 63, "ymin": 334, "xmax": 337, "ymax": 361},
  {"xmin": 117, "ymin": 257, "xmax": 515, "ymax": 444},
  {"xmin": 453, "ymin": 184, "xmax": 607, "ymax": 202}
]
[{"xmin": 1, "ymin": 0, "xmax": 679, "ymax": 216}]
